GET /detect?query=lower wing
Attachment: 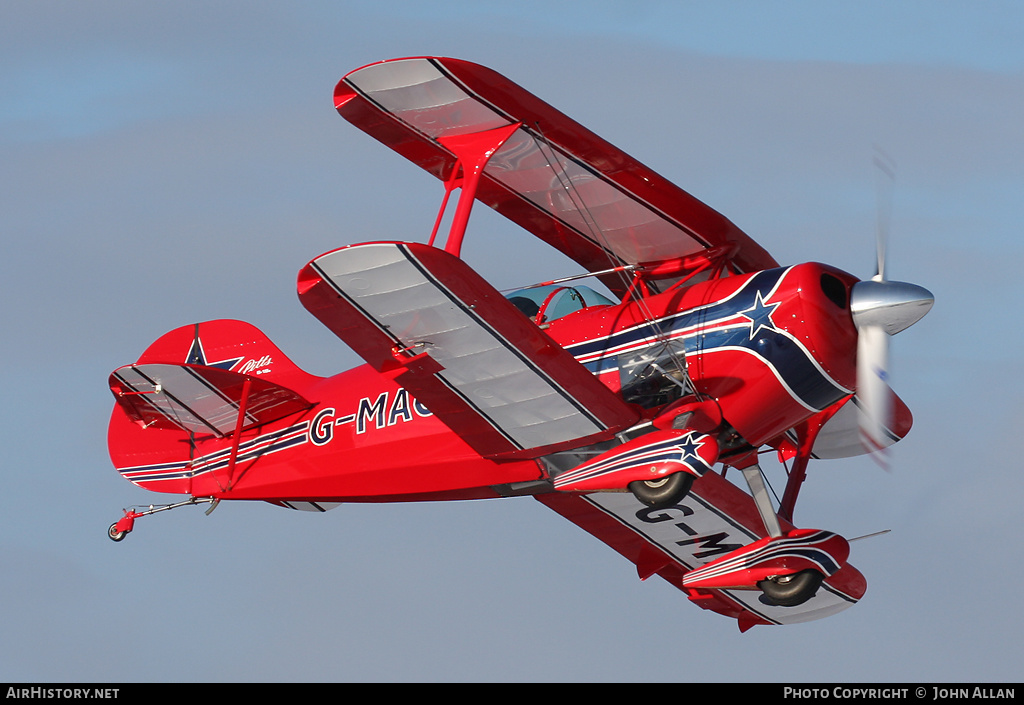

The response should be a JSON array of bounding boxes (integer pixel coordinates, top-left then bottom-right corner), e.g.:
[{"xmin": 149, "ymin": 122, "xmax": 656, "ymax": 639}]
[{"xmin": 536, "ymin": 471, "xmax": 866, "ymax": 630}]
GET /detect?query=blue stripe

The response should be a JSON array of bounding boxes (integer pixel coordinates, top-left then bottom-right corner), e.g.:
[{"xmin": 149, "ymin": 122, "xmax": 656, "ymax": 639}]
[{"xmin": 569, "ymin": 268, "xmax": 849, "ymax": 411}]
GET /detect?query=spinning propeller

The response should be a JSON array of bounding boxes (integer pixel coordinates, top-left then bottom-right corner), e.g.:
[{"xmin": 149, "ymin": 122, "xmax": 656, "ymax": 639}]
[{"xmin": 848, "ymin": 154, "xmax": 933, "ymax": 463}]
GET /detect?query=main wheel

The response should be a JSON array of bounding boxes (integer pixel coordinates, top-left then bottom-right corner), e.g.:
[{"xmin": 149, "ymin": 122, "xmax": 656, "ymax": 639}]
[
  {"xmin": 757, "ymin": 569, "xmax": 824, "ymax": 607},
  {"xmin": 628, "ymin": 472, "xmax": 694, "ymax": 509},
  {"xmin": 107, "ymin": 523, "xmax": 128, "ymax": 542}
]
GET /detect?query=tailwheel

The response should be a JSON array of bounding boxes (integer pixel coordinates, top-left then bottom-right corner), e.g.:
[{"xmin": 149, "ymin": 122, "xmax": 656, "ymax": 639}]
[
  {"xmin": 107, "ymin": 522, "xmax": 129, "ymax": 542},
  {"xmin": 757, "ymin": 569, "xmax": 824, "ymax": 607},
  {"xmin": 628, "ymin": 472, "xmax": 694, "ymax": 509}
]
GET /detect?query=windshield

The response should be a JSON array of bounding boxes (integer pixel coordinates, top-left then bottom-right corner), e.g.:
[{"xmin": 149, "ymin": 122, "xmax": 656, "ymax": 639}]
[{"xmin": 505, "ymin": 284, "xmax": 615, "ymax": 322}]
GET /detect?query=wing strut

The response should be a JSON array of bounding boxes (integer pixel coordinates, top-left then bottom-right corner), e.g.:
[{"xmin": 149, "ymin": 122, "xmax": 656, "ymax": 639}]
[
  {"xmin": 430, "ymin": 122, "xmax": 522, "ymax": 257},
  {"xmin": 222, "ymin": 376, "xmax": 252, "ymax": 490}
]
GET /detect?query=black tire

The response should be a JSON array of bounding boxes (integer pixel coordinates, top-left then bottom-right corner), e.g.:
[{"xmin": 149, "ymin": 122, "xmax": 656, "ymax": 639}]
[
  {"xmin": 628, "ymin": 472, "xmax": 694, "ymax": 509},
  {"xmin": 757, "ymin": 569, "xmax": 824, "ymax": 607},
  {"xmin": 108, "ymin": 523, "xmax": 128, "ymax": 542}
]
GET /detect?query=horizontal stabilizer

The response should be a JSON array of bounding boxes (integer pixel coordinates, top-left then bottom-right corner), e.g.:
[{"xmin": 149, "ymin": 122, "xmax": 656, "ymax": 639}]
[{"xmin": 110, "ymin": 363, "xmax": 312, "ymax": 438}]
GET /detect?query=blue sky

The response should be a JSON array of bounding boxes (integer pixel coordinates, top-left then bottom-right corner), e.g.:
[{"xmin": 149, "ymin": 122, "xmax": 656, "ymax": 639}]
[{"xmin": 2, "ymin": 1, "xmax": 1021, "ymax": 682}]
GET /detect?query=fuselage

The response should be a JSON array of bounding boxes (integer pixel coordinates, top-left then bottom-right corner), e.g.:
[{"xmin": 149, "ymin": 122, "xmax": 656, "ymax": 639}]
[{"xmin": 109, "ymin": 262, "xmax": 860, "ymax": 503}]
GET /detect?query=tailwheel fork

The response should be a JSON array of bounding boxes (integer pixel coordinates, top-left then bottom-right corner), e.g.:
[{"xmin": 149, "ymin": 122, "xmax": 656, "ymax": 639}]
[{"xmin": 107, "ymin": 497, "xmax": 218, "ymax": 542}]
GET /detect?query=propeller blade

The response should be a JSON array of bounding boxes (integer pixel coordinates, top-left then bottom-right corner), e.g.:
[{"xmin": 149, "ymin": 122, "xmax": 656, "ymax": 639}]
[
  {"xmin": 856, "ymin": 322, "xmax": 892, "ymax": 466},
  {"xmin": 850, "ymin": 277, "xmax": 932, "ymax": 463},
  {"xmin": 873, "ymin": 148, "xmax": 896, "ymax": 282},
  {"xmin": 850, "ymin": 152, "xmax": 931, "ymax": 464}
]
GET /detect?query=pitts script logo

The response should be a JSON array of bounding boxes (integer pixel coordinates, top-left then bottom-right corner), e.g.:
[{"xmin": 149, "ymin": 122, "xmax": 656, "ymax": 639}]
[{"xmin": 238, "ymin": 355, "xmax": 273, "ymax": 375}]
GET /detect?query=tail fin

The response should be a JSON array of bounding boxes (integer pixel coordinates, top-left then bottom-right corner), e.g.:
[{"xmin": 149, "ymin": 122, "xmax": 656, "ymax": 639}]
[
  {"xmin": 133, "ymin": 319, "xmax": 312, "ymax": 388},
  {"xmin": 107, "ymin": 320, "xmax": 319, "ymax": 494}
]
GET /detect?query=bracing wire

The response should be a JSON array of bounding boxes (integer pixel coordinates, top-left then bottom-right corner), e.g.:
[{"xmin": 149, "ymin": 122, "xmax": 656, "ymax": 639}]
[{"xmin": 531, "ymin": 122, "xmax": 691, "ymax": 387}]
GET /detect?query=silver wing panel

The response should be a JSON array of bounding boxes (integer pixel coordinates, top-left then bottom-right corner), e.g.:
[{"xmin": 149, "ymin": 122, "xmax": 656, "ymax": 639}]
[{"xmin": 309, "ymin": 242, "xmax": 609, "ymax": 451}]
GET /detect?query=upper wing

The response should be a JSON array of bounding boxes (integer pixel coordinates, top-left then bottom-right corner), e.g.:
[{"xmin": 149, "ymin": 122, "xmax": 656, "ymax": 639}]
[
  {"xmin": 536, "ymin": 471, "xmax": 866, "ymax": 630},
  {"xmin": 297, "ymin": 241, "xmax": 639, "ymax": 458},
  {"xmin": 334, "ymin": 57, "xmax": 778, "ymax": 296}
]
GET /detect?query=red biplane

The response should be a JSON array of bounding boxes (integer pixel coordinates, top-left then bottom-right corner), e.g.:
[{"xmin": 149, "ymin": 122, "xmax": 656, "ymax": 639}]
[{"xmin": 106, "ymin": 57, "xmax": 933, "ymax": 630}]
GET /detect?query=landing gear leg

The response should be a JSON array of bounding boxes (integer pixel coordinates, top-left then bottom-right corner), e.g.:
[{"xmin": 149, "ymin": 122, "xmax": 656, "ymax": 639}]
[
  {"xmin": 739, "ymin": 464, "xmax": 782, "ymax": 538},
  {"xmin": 736, "ymin": 464, "xmax": 829, "ymax": 606}
]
